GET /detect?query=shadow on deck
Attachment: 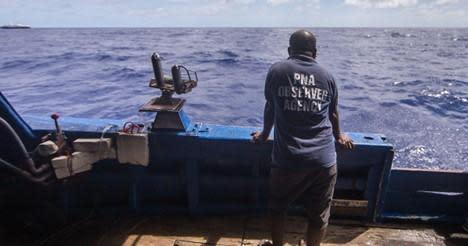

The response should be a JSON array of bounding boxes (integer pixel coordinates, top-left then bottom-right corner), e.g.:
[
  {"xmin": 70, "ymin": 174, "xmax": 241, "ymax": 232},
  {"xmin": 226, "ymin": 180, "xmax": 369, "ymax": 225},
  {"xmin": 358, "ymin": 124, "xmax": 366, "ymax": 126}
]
[{"xmin": 1, "ymin": 215, "xmax": 467, "ymax": 246}]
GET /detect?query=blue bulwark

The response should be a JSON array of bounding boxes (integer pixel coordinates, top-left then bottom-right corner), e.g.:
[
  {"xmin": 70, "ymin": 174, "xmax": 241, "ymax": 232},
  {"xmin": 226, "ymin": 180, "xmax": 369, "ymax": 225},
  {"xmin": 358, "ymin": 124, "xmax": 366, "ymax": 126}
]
[
  {"xmin": 25, "ymin": 113, "xmax": 394, "ymax": 222},
  {"xmin": 382, "ymin": 168, "xmax": 468, "ymax": 223},
  {"xmin": 0, "ymin": 92, "xmax": 37, "ymax": 149}
]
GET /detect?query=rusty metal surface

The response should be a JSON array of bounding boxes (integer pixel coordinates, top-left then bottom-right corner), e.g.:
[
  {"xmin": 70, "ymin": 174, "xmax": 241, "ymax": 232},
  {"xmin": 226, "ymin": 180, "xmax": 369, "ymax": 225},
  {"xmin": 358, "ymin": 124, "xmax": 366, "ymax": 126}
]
[
  {"xmin": 149, "ymin": 79, "xmax": 174, "ymax": 90},
  {"xmin": 139, "ymin": 97, "xmax": 185, "ymax": 112},
  {"xmin": 331, "ymin": 199, "xmax": 368, "ymax": 218}
]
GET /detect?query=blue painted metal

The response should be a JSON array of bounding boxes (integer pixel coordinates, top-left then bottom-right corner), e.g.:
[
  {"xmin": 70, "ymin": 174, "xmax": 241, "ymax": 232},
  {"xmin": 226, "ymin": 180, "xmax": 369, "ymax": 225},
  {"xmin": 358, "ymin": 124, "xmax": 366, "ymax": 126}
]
[
  {"xmin": 0, "ymin": 92, "xmax": 37, "ymax": 149},
  {"xmin": 382, "ymin": 168, "xmax": 468, "ymax": 223},
  {"xmin": 179, "ymin": 110, "xmax": 192, "ymax": 131},
  {"xmin": 24, "ymin": 114, "xmax": 394, "ymax": 221}
]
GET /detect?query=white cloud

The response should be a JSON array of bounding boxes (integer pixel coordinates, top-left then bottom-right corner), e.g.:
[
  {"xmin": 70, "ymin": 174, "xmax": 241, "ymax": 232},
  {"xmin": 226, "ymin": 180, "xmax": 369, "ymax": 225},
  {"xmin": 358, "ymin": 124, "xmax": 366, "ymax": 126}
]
[
  {"xmin": 194, "ymin": 4, "xmax": 227, "ymax": 16},
  {"xmin": 434, "ymin": 0, "xmax": 459, "ymax": 4},
  {"xmin": 128, "ymin": 7, "xmax": 166, "ymax": 17},
  {"xmin": 267, "ymin": 0, "xmax": 320, "ymax": 7},
  {"xmin": 412, "ymin": 0, "xmax": 466, "ymax": 20},
  {"xmin": 0, "ymin": 0, "xmax": 465, "ymax": 27},
  {"xmin": 192, "ymin": 0, "xmax": 254, "ymax": 15},
  {"xmin": 345, "ymin": 0, "xmax": 418, "ymax": 8},
  {"xmin": 295, "ymin": 0, "xmax": 320, "ymax": 11},
  {"xmin": 267, "ymin": 0, "xmax": 293, "ymax": 6},
  {"xmin": 344, "ymin": 0, "xmax": 462, "ymax": 8}
]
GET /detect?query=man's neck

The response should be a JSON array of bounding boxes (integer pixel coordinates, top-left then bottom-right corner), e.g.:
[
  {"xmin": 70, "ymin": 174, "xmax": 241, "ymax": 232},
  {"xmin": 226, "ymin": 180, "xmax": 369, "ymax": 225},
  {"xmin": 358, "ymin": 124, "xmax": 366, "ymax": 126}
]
[{"xmin": 289, "ymin": 53, "xmax": 316, "ymax": 62}]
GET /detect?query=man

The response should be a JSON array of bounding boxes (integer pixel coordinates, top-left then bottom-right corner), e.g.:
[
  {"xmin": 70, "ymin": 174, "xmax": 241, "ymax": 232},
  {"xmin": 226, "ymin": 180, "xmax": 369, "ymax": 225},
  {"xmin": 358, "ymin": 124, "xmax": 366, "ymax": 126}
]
[{"xmin": 251, "ymin": 30, "xmax": 354, "ymax": 246}]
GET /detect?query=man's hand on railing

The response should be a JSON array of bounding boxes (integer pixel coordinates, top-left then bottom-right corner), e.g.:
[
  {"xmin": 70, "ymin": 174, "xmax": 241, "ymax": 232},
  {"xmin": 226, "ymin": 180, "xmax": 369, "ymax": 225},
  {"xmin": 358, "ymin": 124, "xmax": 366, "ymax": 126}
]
[
  {"xmin": 336, "ymin": 133, "xmax": 354, "ymax": 150},
  {"xmin": 251, "ymin": 131, "xmax": 268, "ymax": 144}
]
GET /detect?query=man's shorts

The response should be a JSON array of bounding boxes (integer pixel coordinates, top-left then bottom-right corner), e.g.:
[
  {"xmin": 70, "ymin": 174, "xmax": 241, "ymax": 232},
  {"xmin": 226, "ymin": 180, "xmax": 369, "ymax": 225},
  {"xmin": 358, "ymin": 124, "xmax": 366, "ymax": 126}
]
[{"xmin": 268, "ymin": 164, "xmax": 337, "ymax": 229}]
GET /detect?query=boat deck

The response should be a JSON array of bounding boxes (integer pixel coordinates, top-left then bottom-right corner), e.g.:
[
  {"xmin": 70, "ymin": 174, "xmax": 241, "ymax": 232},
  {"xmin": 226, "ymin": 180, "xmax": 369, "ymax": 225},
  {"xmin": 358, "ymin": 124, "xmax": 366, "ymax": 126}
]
[{"xmin": 2, "ymin": 215, "xmax": 466, "ymax": 246}]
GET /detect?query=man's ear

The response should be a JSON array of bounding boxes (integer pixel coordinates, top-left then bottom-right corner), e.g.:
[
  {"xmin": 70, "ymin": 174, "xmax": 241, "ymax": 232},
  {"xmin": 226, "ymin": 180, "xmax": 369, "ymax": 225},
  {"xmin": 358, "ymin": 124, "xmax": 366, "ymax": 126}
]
[
  {"xmin": 288, "ymin": 47, "xmax": 292, "ymax": 56},
  {"xmin": 312, "ymin": 48, "xmax": 317, "ymax": 59}
]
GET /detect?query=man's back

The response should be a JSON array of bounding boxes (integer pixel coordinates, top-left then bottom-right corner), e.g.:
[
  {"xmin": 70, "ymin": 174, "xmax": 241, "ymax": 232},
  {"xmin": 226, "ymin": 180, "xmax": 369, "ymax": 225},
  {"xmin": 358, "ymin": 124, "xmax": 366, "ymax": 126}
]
[
  {"xmin": 252, "ymin": 29, "xmax": 353, "ymax": 246},
  {"xmin": 265, "ymin": 54, "xmax": 338, "ymax": 168}
]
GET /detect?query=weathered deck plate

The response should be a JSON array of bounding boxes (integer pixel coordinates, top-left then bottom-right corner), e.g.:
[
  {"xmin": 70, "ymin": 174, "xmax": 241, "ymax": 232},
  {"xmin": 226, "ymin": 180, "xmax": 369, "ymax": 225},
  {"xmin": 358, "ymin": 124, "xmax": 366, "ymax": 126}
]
[
  {"xmin": 139, "ymin": 97, "xmax": 185, "ymax": 112},
  {"xmin": 4, "ymin": 216, "xmax": 459, "ymax": 246}
]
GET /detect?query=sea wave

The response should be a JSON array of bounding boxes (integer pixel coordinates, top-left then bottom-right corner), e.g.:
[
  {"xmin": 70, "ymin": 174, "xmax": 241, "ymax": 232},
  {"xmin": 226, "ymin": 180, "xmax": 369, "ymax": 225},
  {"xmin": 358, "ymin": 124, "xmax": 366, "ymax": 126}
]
[{"xmin": 0, "ymin": 27, "xmax": 467, "ymax": 171}]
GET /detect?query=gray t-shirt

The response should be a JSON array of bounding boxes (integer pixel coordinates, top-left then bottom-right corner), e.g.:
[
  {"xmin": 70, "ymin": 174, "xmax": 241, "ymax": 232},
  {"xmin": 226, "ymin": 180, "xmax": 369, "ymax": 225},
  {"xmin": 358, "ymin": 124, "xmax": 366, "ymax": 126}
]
[{"xmin": 265, "ymin": 54, "xmax": 338, "ymax": 168}]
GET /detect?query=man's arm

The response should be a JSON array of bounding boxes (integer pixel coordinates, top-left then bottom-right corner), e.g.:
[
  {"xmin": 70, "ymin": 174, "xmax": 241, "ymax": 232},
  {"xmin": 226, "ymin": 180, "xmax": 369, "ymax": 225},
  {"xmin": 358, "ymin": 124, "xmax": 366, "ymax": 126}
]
[
  {"xmin": 252, "ymin": 100, "xmax": 274, "ymax": 143},
  {"xmin": 329, "ymin": 93, "xmax": 354, "ymax": 149},
  {"xmin": 252, "ymin": 67, "xmax": 275, "ymax": 143},
  {"xmin": 262, "ymin": 100, "xmax": 275, "ymax": 137}
]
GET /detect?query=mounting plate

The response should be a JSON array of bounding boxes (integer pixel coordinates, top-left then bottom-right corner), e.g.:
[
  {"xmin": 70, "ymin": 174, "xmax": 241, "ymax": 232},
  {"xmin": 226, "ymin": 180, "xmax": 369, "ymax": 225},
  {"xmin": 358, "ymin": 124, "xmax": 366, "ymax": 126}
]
[{"xmin": 139, "ymin": 97, "xmax": 185, "ymax": 113}]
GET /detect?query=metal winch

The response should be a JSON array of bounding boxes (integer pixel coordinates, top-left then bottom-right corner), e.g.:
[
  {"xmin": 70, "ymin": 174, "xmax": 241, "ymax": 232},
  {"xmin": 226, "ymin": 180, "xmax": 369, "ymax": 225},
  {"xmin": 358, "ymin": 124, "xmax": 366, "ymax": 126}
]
[{"xmin": 140, "ymin": 53, "xmax": 198, "ymax": 131}]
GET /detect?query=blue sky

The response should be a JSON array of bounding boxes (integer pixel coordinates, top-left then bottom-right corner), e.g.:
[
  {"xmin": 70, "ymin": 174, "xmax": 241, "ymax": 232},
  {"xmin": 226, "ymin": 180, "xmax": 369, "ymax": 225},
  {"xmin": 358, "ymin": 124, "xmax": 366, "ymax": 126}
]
[{"xmin": 0, "ymin": 0, "xmax": 467, "ymax": 27}]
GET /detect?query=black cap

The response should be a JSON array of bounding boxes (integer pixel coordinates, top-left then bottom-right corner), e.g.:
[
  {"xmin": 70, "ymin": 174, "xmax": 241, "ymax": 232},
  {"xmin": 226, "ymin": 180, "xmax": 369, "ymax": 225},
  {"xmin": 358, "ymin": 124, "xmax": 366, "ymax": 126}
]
[{"xmin": 289, "ymin": 30, "xmax": 316, "ymax": 52}]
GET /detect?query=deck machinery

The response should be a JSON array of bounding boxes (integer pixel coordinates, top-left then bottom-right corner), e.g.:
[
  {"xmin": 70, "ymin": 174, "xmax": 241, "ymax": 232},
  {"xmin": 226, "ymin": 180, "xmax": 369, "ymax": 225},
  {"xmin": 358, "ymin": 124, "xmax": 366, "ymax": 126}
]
[{"xmin": 139, "ymin": 53, "xmax": 196, "ymax": 132}]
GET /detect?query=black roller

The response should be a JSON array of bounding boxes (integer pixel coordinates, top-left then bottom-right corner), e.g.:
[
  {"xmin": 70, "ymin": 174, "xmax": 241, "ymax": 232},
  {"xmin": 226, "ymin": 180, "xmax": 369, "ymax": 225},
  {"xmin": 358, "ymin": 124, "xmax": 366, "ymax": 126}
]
[
  {"xmin": 171, "ymin": 65, "xmax": 184, "ymax": 94},
  {"xmin": 151, "ymin": 53, "xmax": 165, "ymax": 87}
]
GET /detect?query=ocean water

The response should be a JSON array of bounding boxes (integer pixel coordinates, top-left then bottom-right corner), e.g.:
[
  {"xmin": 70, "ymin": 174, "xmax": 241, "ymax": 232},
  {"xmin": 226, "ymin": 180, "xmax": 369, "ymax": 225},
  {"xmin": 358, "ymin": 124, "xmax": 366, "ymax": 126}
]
[{"xmin": 0, "ymin": 28, "xmax": 467, "ymax": 170}]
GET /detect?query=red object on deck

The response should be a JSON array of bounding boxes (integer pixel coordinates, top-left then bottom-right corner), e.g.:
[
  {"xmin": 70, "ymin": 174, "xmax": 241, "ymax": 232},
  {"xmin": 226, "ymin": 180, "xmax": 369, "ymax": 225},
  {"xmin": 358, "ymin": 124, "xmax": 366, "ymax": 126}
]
[{"xmin": 50, "ymin": 113, "xmax": 60, "ymax": 120}]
